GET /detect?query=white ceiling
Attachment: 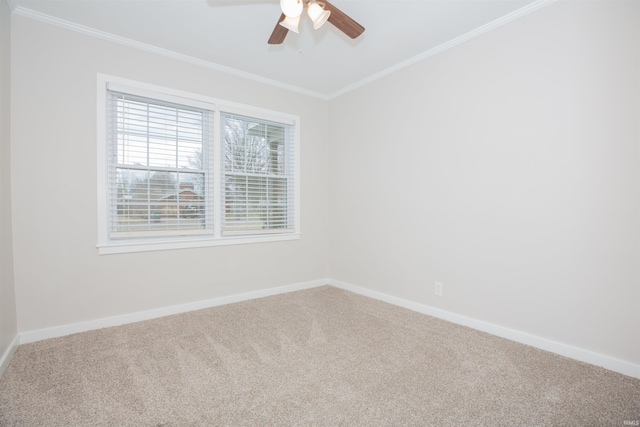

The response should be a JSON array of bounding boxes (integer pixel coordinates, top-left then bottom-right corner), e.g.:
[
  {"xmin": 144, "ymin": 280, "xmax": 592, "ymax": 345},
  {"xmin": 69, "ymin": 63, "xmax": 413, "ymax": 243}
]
[{"xmin": 10, "ymin": 0, "xmax": 550, "ymax": 98}]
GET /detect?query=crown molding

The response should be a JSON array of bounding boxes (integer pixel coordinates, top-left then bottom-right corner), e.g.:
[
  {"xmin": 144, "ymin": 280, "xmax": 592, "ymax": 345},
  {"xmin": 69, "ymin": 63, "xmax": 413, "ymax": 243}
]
[
  {"xmin": 326, "ymin": 0, "xmax": 558, "ymax": 99},
  {"xmin": 11, "ymin": 6, "xmax": 330, "ymax": 100},
  {"xmin": 5, "ymin": 0, "xmax": 17, "ymax": 12},
  {"xmin": 12, "ymin": 0, "xmax": 556, "ymax": 101}
]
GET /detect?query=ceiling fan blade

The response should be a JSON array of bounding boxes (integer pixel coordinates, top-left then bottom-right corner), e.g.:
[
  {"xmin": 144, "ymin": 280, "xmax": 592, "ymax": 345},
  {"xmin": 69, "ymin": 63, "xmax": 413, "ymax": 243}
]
[
  {"xmin": 268, "ymin": 13, "xmax": 289, "ymax": 44},
  {"xmin": 324, "ymin": 0, "xmax": 365, "ymax": 39}
]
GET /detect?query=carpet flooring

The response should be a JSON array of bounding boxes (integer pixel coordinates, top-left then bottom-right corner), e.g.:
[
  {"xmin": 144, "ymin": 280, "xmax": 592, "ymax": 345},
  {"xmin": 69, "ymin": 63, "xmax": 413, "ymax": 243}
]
[{"xmin": 1, "ymin": 285, "xmax": 638, "ymax": 426}]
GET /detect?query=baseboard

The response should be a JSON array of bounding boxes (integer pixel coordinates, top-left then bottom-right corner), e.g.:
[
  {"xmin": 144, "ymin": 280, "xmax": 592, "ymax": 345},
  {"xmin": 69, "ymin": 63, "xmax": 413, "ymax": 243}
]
[
  {"xmin": 16, "ymin": 277, "xmax": 639, "ymax": 379},
  {"xmin": 20, "ymin": 278, "xmax": 329, "ymax": 344},
  {"xmin": 0, "ymin": 334, "xmax": 20, "ymax": 379},
  {"xmin": 328, "ymin": 279, "xmax": 640, "ymax": 380}
]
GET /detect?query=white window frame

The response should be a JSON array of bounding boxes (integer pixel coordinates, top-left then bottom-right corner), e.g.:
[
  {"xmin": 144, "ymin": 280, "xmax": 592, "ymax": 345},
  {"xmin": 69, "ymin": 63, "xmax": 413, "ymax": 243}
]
[{"xmin": 97, "ymin": 74, "xmax": 300, "ymax": 255}]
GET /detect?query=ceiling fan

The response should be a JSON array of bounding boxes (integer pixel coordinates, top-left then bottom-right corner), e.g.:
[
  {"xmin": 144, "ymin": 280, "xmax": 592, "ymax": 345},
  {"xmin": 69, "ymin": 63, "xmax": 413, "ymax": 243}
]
[{"xmin": 268, "ymin": 0, "xmax": 365, "ymax": 44}]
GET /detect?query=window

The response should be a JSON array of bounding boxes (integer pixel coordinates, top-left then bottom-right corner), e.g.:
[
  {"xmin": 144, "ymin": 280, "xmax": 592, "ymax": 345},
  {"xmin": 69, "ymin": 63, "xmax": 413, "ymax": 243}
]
[
  {"xmin": 97, "ymin": 76, "xmax": 300, "ymax": 254},
  {"xmin": 108, "ymin": 92, "xmax": 213, "ymax": 238},
  {"xmin": 222, "ymin": 114, "xmax": 294, "ymax": 235}
]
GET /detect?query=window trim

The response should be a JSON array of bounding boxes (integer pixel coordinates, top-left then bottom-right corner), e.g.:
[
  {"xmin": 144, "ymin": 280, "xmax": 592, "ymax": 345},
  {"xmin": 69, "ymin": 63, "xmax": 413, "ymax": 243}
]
[{"xmin": 97, "ymin": 74, "xmax": 300, "ymax": 255}]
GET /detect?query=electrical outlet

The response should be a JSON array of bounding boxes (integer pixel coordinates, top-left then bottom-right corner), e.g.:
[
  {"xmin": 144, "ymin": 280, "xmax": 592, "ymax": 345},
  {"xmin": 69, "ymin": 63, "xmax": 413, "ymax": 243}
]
[{"xmin": 435, "ymin": 282, "xmax": 443, "ymax": 297}]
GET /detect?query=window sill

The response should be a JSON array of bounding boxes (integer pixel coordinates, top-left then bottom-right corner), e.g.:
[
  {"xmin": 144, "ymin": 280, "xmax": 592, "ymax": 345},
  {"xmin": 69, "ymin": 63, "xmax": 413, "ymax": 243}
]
[{"xmin": 97, "ymin": 233, "xmax": 301, "ymax": 255}]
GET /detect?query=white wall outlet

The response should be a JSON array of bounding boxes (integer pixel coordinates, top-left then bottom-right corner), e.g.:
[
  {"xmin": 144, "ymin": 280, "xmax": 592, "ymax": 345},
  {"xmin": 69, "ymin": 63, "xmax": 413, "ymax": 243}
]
[{"xmin": 435, "ymin": 282, "xmax": 443, "ymax": 297}]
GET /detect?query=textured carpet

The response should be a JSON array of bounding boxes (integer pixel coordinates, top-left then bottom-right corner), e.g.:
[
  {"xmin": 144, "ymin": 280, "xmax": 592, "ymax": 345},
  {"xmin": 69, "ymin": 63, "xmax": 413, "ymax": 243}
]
[{"xmin": 1, "ymin": 285, "xmax": 638, "ymax": 426}]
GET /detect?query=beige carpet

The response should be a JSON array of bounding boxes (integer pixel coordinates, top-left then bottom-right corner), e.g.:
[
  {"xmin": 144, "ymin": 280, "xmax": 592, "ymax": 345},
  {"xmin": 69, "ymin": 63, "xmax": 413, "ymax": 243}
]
[{"xmin": 1, "ymin": 286, "xmax": 638, "ymax": 426}]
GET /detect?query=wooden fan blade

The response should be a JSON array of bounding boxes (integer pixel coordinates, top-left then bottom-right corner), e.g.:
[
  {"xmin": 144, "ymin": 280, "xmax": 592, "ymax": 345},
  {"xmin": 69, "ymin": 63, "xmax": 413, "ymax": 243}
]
[
  {"xmin": 323, "ymin": 0, "xmax": 365, "ymax": 39},
  {"xmin": 268, "ymin": 13, "xmax": 289, "ymax": 44}
]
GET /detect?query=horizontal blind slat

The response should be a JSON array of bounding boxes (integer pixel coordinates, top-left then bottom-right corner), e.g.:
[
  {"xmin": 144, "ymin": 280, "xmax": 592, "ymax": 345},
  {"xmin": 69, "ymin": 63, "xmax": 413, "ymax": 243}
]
[
  {"xmin": 108, "ymin": 90, "xmax": 214, "ymax": 238},
  {"xmin": 221, "ymin": 112, "xmax": 295, "ymax": 236}
]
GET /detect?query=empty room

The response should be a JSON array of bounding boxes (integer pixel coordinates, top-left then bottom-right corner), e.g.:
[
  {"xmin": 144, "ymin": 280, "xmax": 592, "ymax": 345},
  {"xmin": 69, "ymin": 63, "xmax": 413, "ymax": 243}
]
[{"xmin": 0, "ymin": 0, "xmax": 638, "ymax": 425}]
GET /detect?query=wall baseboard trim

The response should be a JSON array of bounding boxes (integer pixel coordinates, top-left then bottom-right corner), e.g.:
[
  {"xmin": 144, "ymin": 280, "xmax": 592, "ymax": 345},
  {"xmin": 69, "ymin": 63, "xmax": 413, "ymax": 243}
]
[
  {"xmin": 16, "ymin": 277, "xmax": 639, "ymax": 379},
  {"xmin": 0, "ymin": 334, "xmax": 20, "ymax": 379},
  {"xmin": 19, "ymin": 278, "xmax": 329, "ymax": 345},
  {"xmin": 328, "ymin": 279, "xmax": 640, "ymax": 380}
]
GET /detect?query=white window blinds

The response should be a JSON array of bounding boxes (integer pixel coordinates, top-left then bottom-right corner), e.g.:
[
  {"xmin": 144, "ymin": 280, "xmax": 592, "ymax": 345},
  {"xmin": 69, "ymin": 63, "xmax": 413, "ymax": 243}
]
[
  {"xmin": 222, "ymin": 113, "xmax": 295, "ymax": 235},
  {"xmin": 98, "ymin": 76, "xmax": 300, "ymax": 253},
  {"xmin": 107, "ymin": 91, "xmax": 214, "ymax": 238}
]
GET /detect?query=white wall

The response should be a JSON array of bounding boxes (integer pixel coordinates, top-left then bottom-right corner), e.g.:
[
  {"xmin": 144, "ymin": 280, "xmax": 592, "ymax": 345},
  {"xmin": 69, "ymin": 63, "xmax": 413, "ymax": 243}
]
[
  {"xmin": 328, "ymin": 1, "xmax": 640, "ymax": 365},
  {"xmin": 7, "ymin": 0, "xmax": 639, "ymax": 372},
  {"xmin": 0, "ymin": 0, "xmax": 18, "ymax": 365},
  {"xmin": 10, "ymin": 15, "xmax": 330, "ymax": 332}
]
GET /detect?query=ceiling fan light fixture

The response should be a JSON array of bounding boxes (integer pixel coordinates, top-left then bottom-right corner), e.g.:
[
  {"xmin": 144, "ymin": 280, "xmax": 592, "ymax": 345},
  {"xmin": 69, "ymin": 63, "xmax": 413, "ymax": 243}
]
[
  {"xmin": 269, "ymin": 0, "xmax": 365, "ymax": 45},
  {"xmin": 307, "ymin": 2, "xmax": 331, "ymax": 29},
  {"xmin": 279, "ymin": 15, "xmax": 300, "ymax": 33},
  {"xmin": 280, "ymin": 0, "xmax": 303, "ymax": 18}
]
